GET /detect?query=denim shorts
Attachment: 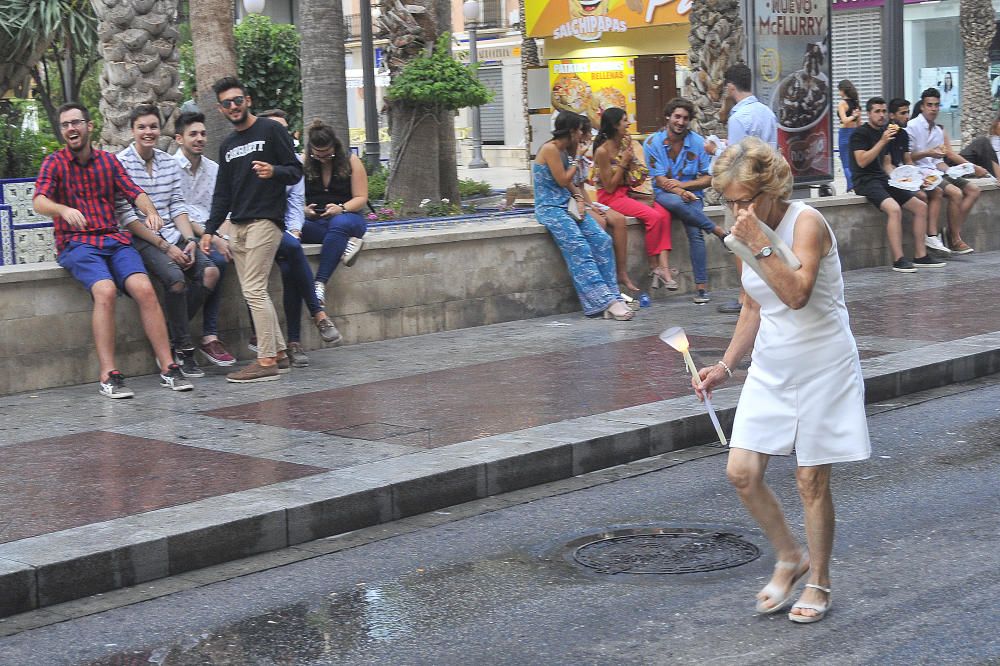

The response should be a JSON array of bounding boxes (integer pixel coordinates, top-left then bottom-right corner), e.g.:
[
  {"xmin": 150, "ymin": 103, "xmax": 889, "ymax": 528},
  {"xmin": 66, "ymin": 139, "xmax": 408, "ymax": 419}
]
[{"xmin": 57, "ymin": 239, "xmax": 147, "ymax": 291}]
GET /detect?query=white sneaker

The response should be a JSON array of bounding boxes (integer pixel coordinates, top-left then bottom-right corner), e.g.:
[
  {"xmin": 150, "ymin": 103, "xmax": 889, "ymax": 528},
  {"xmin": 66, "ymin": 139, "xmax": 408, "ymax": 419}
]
[
  {"xmin": 924, "ymin": 234, "xmax": 952, "ymax": 255},
  {"xmin": 314, "ymin": 281, "xmax": 325, "ymax": 306},
  {"xmin": 99, "ymin": 371, "xmax": 134, "ymax": 399},
  {"xmin": 160, "ymin": 364, "xmax": 194, "ymax": 391},
  {"xmin": 341, "ymin": 237, "xmax": 364, "ymax": 267}
]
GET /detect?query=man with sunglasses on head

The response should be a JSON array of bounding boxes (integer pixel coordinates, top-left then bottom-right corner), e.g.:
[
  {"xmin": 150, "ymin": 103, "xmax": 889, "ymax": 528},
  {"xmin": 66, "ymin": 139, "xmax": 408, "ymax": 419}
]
[
  {"xmin": 33, "ymin": 102, "xmax": 193, "ymax": 397},
  {"xmin": 200, "ymin": 76, "xmax": 302, "ymax": 383}
]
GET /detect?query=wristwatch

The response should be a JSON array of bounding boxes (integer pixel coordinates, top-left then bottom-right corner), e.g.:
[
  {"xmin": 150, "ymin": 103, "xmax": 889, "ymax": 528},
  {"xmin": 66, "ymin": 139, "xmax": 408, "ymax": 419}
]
[
  {"xmin": 185, "ymin": 236, "xmax": 196, "ymax": 244},
  {"xmin": 754, "ymin": 246, "xmax": 774, "ymax": 260}
]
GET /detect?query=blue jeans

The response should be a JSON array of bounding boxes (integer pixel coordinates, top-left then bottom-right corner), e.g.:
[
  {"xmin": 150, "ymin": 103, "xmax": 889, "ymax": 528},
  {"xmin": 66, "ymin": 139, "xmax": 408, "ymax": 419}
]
[
  {"xmin": 201, "ymin": 248, "xmax": 228, "ymax": 337},
  {"xmin": 653, "ymin": 190, "xmax": 717, "ymax": 285},
  {"xmin": 275, "ymin": 231, "xmax": 322, "ymax": 343},
  {"xmin": 838, "ymin": 127, "xmax": 855, "ymax": 192},
  {"xmin": 301, "ymin": 212, "xmax": 367, "ymax": 284}
]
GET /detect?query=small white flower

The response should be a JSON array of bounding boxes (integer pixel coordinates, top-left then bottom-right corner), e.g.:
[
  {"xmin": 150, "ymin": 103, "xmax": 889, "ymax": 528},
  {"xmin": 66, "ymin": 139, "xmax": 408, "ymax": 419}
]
[
  {"xmin": 420, "ymin": 198, "xmax": 431, "ymax": 207},
  {"xmin": 441, "ymin": 198, "xmax": 449, "ymax": 204}
]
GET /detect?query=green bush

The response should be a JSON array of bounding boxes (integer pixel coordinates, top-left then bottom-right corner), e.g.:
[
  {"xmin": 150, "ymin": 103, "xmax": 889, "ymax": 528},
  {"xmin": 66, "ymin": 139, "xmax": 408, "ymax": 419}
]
[
  {"xmin": 367, "ymin": 164, "xmax": 388, "ymax": 201},
  {"xmin": 458, "ymin": 178, "xmax": 491, "ymax": 198},
  {"xmin": 0, "ymin": 102, "xmax": 59, "ymax": 178},
  {"xmin": 387, "ymin": 34, "xmax": 493, "ymax": 111},
  {"xmin": 235, "ymin": 15, "xmax": 302, "ymax": 132}
]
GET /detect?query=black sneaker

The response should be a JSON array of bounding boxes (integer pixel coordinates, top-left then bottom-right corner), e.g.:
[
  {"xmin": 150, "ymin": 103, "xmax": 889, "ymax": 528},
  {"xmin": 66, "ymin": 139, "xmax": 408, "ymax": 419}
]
[
  {"xmin": 891, "ymin": 258, "xmax": 917, "ymax": 273},
  {"xmin": 99, "ymin": 370, "xmax": 134, "ymax": 399},
  {"xmin": 160, "ymin": 363, "xmax": 194, "ymax": 391},
  {"xmin": 717, "ymin": 299, "xmax": 742, "ymax": 314},
  {"xmin": 913, "ymin": 255, "xmax": 946, "ymax": 269},
  {"xmin": 692, "ymin": 289, "xmax": 711, "ymax": 304},
  {"xmin": 174, "ymin": 348, "xmax": 206, "ymax": 378}
]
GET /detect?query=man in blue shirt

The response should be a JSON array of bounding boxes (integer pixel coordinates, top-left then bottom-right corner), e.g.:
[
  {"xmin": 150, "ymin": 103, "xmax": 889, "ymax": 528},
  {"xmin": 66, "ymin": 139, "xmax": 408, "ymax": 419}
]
[
  {"xmin": 644, "ymin": 98, "xmax": 728, "ymax": 304},
  {"xmin": 724, "ymin": 63, "xmax": 778, "ymax": 147},
  {"xmin": 712, "ymin": 64, "xmax": 779, "ymax": 314}
]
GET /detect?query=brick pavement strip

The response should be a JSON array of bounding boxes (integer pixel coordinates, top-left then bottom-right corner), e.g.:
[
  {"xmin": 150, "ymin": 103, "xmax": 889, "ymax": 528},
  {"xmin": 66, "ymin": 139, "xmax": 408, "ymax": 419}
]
[{"xmin": 1, "ymin": 255, "xmax": 1000, "ymax": 617}]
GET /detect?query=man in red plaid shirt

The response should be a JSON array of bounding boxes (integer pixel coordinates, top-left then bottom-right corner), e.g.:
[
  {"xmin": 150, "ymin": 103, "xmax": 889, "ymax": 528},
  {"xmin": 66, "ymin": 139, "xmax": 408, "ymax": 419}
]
[{"xmin": 33, "ymin": 102, "xmax": 194, "ymax": 398}]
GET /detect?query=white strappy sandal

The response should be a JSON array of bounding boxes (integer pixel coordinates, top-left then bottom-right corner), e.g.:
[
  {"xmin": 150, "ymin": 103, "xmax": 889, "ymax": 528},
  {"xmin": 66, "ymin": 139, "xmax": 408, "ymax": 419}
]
[
  {"xmin": 788, "ymin": 584, "xmax": 832, "ymax": 623},
  {"xmin": 755, "ymin": 556, "xmax": 810, "ymax": 614}
]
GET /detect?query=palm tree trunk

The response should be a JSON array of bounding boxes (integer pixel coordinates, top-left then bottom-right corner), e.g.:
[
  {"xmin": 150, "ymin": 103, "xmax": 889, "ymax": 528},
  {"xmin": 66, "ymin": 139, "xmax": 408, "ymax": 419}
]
[
  {"xmin": 300, "ymin": 0, "xmax": 349, "ymax": 144},
  {"xmin": 960, "ymin": 0, "xmax": 996, "ymax": 144},
  {"xmin": 434, "ymin": 0, "xmax": 459, "ymax": 205},
  {"xmin": 520, "ymin": 0, "xmax": 539, "ymax": 164},
  {"xmin": 189, "ymin": 0, "xmax": 239, "ymax": 161},
  {"xmin": 682, "ymin": 0, "xmax": 744, "ymax": 137},
  {"xmin": 91, "ymin": 0, "xmax": 184, "ymax": 151}
]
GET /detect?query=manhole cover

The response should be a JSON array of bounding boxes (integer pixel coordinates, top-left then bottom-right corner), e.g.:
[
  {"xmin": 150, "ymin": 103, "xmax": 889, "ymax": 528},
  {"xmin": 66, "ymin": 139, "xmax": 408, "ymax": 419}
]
[{"xmin": 570, "ymin": 527, "xmax": 760, "ymax": 575}]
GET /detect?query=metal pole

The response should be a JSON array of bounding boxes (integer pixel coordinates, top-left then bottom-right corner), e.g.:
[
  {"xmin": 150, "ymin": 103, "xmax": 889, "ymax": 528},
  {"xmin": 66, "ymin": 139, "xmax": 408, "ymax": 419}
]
[
  {"xmin": 359, "ymin": 0, "xmax": 381, "ymax": 172},
  {"xmin": 882, "ymin": 0, "xmax": 904, "ymax": 101},
  {"xmin": 467, "ymin": 22, "xmax": 489, "ymax": 168}
]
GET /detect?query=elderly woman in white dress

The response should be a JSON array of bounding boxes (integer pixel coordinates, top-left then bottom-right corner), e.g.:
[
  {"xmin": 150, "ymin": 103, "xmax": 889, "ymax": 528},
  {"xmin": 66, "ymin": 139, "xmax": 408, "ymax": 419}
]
[{"xmin": 694, "ymin": 137, "xmax": 870, "ymax": 624}]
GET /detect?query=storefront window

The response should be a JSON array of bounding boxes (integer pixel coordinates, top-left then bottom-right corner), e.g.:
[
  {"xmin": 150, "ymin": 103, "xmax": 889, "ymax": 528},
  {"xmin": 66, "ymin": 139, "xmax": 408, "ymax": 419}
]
[{"xmin": 904, "ymin": 0, "xmax": 962, "ymax": 136}]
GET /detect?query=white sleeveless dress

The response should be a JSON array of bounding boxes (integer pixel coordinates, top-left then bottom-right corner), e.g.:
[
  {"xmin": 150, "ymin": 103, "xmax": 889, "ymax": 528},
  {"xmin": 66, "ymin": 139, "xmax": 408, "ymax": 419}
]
[{"xmin": 731, "ymin": 201, "xmax": 871, "ymax": 466}]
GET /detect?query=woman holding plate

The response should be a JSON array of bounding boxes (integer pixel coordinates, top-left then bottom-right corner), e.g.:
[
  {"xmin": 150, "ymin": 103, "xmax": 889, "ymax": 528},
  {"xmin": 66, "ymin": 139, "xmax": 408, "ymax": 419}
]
[{"xmin": 693, "ymin": 138, "xmax": 870, "ymax": 624}]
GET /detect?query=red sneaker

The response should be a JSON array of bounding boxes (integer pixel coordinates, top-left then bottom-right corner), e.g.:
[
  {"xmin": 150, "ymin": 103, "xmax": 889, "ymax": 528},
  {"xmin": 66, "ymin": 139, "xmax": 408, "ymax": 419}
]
[{"xmin": 200, "ymin": 340, "xmax": 236, "ymax": 366}]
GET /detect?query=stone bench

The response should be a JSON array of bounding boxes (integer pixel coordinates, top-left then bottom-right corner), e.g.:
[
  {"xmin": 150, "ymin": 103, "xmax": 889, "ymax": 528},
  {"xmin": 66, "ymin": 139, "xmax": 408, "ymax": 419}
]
[{"xmin": 1, "ymin": 184, "xmax": 997, "ymax": 396}]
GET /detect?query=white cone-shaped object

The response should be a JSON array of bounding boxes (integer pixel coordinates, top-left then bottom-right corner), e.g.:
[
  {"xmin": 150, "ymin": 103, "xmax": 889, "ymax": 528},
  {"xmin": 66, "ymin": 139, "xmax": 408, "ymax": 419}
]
[{"xmin": 659, "ymin": 326, "xmax": 690, "ymax": 353}]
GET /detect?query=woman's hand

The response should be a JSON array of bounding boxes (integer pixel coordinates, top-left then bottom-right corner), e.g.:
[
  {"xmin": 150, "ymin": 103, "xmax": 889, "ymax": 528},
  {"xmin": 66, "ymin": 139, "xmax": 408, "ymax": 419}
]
[
  {"xmin": 304, "ymin": 203, "xmax": 320, "ymax": 220},
  {"xmin": 729, "ymin": 202, "xmax": 769, "ymax": 252},
  {"xmin": 693, "ymin": 364, "xmax": 729, "ymax": 401},
  {"xmin": 323, "ymin": 203, "xmax": 344, "ymax": 217}
]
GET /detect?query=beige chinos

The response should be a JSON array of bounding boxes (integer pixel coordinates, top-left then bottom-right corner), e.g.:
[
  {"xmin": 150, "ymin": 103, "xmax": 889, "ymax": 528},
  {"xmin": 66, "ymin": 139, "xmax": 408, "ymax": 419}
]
[{"xmin": 231, "ymin": 219, "xmax": 285, "ymax": 358}]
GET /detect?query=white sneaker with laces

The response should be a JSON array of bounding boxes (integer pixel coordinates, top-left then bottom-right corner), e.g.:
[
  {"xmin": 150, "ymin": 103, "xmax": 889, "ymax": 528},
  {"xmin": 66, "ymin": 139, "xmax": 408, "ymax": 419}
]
[
  {"xmin": 924, "ymin": 234, "xmax": 952, "ymax": 255},
  {"xmin": 99, "ymin": 371, "xmax": 134, "ymax": 399},
  {"xmin": 341, "ymin": 237, "xmax": 364, "ymax": 267},
  {"xmin": 160, "ymin": 364, "xmax": 194, "ymax": 391},
  {"xmin": 314, "ymin": 281, "xmax": 326, "ymax": 306}
]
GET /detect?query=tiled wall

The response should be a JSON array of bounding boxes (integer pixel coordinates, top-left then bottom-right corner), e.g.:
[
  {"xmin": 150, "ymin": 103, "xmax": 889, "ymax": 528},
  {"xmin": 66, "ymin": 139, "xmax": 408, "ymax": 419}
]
[{"xmin": 0, "ymin": 178, "xmax": 56, "ymax": 266}]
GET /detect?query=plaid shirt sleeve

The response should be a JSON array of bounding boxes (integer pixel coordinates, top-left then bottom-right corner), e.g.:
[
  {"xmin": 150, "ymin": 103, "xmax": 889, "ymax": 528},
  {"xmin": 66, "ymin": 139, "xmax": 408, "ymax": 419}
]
[{"xmin": 33, "ymin": 154, "xmax": 60, "ymax": 201}]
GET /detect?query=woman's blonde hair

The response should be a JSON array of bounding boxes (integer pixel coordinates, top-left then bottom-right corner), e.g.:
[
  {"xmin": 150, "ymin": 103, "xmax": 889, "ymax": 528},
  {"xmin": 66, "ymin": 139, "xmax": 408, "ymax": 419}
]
[{"xmin": 711, "ymin": 137, "xmax": 793, "ymax": 200}]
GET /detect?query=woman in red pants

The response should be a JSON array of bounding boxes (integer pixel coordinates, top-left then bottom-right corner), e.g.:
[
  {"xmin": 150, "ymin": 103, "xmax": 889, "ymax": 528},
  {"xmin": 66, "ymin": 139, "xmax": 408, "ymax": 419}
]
[{"xmin": 593, "ymin": 107, "xmax": 677, "ymax": 290}]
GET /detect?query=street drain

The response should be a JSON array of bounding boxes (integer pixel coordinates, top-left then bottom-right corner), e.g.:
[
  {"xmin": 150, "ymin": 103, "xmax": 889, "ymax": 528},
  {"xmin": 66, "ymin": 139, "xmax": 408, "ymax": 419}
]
[{"xmin": 568, "ymin": 527, "xmax": 760, "ymax": 575}]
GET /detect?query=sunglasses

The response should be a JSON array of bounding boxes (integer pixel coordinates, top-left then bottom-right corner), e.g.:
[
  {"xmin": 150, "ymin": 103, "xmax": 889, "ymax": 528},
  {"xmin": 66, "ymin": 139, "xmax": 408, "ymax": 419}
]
[{"xmin": 219, "ymin": 96, "xmax": 246, "ymax": 109}]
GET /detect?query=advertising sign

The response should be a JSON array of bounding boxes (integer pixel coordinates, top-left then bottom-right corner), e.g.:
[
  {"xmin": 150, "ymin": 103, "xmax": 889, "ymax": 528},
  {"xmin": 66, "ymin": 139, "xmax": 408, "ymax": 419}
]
[
  {"xmin": 526, "ymin": 0, "xmax": 690, "ymax": 43},
  {"xmin": 919, "ymin": 67, "xmax": 959, "ymax": 109},
  {"xmin": 752, "ymin": 0, "xmax": 833, "ymax": 184},
  {"xmin": 548, "ymin": 57, "xmax": 637, "ymax": 132}
]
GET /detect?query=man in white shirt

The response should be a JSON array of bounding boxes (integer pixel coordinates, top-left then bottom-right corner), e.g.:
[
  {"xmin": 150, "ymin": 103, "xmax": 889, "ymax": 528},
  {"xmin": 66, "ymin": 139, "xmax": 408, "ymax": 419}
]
[
  {"xmin": 173, "ymin": 111, "xmax": 237, "ymax": 366},
  {"xmin": 906, "ymin": 87, "xmax": 986, "ymax": 255}
]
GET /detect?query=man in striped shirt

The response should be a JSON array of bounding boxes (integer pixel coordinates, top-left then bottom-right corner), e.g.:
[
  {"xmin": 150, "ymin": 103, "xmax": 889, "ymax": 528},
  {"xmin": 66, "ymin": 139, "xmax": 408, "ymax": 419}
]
[
  {"xmin": 33, "ymin": 102, "xmax": 193, "ymax": 398},
  {"xmin": 115, "ymin": 104, "xmax": 215, "ymax": 378}
]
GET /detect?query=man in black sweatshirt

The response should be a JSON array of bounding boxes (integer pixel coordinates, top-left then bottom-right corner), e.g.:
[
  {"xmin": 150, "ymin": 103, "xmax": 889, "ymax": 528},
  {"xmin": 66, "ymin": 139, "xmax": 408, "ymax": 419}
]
[{"xmin": 201, "ymin": 76, "xmax": 302, "ymax": 383}]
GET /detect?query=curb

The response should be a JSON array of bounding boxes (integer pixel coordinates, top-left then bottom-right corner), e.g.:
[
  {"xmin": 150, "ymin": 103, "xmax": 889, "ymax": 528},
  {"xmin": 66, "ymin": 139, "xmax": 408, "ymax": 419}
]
[{"xmin": 1, "ymin": 335, "xmax": 998, "ymax": 618}]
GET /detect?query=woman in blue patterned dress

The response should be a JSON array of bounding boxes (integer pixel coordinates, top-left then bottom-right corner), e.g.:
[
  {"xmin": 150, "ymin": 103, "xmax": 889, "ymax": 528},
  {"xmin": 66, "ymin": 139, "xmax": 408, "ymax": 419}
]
[{"xmin": 533, "ymin": 112, "xmax": 634, "ymax": 321}]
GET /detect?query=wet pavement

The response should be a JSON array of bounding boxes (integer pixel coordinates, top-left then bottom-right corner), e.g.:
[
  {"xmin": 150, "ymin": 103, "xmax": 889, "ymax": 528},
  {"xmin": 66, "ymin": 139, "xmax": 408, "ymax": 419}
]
[
  {"xmin": 1, "ymin": 375, "xmax": 997, "ymax": 664},
  {"xmin": 1, "ymin": 252, "xmax": 1000, "ymax": 616}
]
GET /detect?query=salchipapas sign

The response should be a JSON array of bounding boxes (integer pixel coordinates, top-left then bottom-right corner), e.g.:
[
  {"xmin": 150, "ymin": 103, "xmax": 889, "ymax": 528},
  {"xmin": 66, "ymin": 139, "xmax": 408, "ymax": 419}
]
[{"xmin": 752, "ymin": 0, "xmax": 833, "ymax": 184}]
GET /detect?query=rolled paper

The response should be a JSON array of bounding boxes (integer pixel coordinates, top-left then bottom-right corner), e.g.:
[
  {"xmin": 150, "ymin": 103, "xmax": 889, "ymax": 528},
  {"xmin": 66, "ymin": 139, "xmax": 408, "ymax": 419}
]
[{"xmin": 660, "ymin": 326, "xmax": 728, "ymax": 446}]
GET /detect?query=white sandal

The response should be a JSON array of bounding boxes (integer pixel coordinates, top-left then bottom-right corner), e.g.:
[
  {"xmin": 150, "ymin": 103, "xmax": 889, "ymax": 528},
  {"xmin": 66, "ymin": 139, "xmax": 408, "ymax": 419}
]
[
  {"xmin": 788, "ymin": 584, "xmax": 832, "ymax": 623},
  {"xmin": 755, "ymin": 555, "xmax": 810, "ymax": 614}
]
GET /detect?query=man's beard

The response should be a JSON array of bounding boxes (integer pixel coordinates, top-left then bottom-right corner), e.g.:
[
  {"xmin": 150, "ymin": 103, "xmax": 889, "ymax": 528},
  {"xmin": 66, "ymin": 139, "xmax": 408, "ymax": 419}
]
[{"xmin": 227, "ymin": 109, "xmax": 249, "ymax": 125}]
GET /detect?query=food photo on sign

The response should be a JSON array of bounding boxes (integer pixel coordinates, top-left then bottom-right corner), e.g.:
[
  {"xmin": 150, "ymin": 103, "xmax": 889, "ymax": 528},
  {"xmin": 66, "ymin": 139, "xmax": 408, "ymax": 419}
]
[
  {"xmin": 549, "ymin": 58, "xmax": 638, "ymax": 132},
  {"xmin": 753, "ymin": 0, "xmax": 832, "ymax": 184}
]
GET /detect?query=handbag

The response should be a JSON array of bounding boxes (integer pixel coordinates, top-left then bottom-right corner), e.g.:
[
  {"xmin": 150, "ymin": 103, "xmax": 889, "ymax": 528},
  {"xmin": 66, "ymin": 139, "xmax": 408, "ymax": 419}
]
[{"xmin": 567, "ymin": 197, "xmax": 584, "ymax": 222}]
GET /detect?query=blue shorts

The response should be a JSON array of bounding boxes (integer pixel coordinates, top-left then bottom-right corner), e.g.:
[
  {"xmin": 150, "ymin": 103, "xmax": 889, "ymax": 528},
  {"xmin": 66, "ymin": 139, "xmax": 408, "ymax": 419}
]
[{"xmin": 57, "ymin": 239, "xmax": 147, "ymax": 292}]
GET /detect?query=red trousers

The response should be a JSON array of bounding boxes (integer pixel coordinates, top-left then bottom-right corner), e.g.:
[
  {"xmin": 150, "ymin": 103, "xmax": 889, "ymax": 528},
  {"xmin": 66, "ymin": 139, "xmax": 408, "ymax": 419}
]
[{"xmin": 597, "ymin": 187, "xmax": 672, "ymax": 256}]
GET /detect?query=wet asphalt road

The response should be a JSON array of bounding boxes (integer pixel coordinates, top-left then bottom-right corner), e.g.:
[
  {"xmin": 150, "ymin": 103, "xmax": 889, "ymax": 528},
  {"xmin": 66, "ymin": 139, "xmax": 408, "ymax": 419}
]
[{"xmin": 1, "ymin": 377, "xmax": 998, "ymax": 666}]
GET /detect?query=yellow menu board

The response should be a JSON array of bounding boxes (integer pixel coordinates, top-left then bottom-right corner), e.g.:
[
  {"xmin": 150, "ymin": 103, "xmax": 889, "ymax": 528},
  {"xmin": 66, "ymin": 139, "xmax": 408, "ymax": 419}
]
[{"xmin": 549, "ymin": 57, "xmax": 637, "ymax": 133}]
